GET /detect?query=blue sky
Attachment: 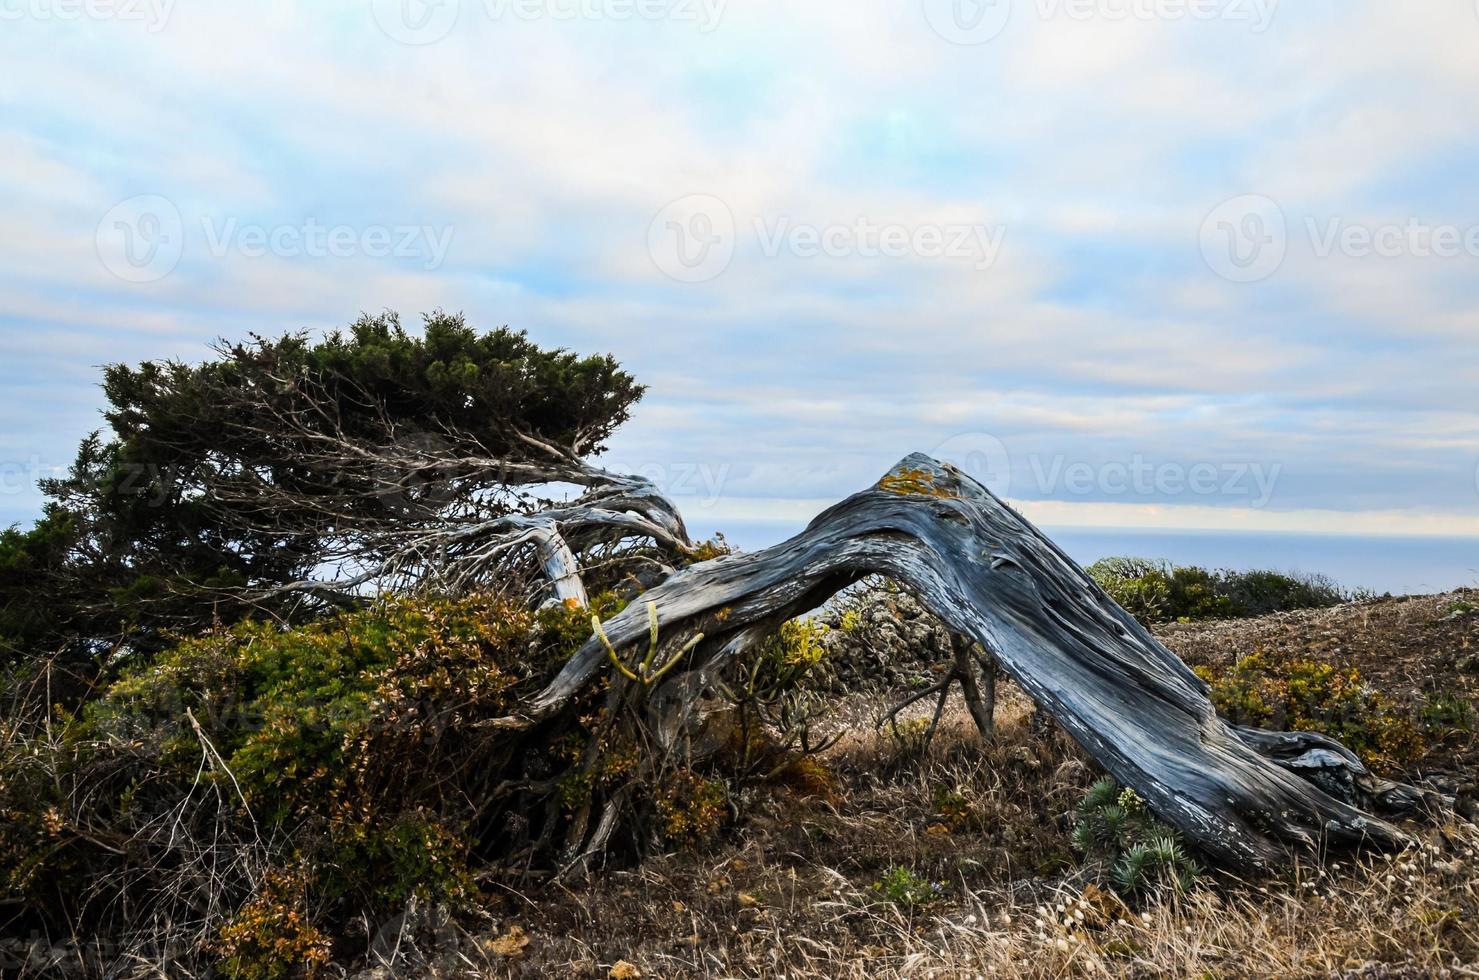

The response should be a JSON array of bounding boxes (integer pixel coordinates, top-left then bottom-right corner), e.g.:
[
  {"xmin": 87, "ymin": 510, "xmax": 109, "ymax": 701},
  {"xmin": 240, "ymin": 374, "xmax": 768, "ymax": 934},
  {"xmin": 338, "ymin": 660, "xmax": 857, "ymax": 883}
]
[{"xmin": 3, "ymin": 0, "xmax": 1479, "ymax": 544}]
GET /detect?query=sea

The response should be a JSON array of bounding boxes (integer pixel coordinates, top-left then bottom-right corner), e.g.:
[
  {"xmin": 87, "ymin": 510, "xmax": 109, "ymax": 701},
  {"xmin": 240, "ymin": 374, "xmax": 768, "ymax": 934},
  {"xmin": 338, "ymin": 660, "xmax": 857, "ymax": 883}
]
[{"xmin": 708, "ymin": 522, "xmax": 1479, "ymax": 598}]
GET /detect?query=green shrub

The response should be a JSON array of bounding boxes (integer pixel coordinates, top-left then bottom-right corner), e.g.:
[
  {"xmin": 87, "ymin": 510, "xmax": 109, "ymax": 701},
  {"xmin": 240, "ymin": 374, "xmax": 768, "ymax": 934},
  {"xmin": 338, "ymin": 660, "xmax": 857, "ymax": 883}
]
[
  {"xmin": 1420, "ymin": 689, "xmax": 1475, "ymax": 733},
  {"xmin": 887, "ymin": 716, "xmax": 934, "ymax": 758},
  {"xmin": 0, "ymin": 590, "xmax": 621, "ymax": 972},
  {"xmin": 1088, "ymin": 558, "xmax": 1349, "ymax": 626},
  {"xmin": 871, "ymin": 866, "xmax": 945, "ymax": 908},
  {"xmin": 1219, "ymin": 568, "xmax": 1351, "ymax": 618},
  {"xmin": 1442, "ymin": 600, "xmax": 1476, "ymax": 620},
  {"xmin": 654, "ymin": 769, "xmax": 728, "ymax": 848},
  {"xmin": 717, "ymin": 616, "xmax": 836, "ymax": 778},
  {"xmin": 1071, "ymin": 778, "xmax": 1201, "ymax": 898},
  {"xmin": 1196, "ymin": 652, "xmax": 1425, "ymax": 767},
  {"xmin": 214, "ymin": 868, "xmax": 332, "ymax": 980}
]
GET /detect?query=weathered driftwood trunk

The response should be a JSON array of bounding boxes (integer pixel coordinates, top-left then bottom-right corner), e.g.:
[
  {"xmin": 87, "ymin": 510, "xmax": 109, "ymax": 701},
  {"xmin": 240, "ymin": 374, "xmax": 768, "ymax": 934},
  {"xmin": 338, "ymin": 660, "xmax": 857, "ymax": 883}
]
[{"xmin": 509, "ymin": 454, "xmax": 1422, "ymax": 871}]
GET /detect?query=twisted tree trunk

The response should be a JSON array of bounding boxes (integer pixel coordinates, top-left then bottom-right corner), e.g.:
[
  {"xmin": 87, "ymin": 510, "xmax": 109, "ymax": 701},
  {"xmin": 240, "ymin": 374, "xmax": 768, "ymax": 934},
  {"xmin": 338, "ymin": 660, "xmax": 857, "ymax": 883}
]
[{"xmin": 503, "ymin": 454, "xmax": 1425, "ymax": 871}]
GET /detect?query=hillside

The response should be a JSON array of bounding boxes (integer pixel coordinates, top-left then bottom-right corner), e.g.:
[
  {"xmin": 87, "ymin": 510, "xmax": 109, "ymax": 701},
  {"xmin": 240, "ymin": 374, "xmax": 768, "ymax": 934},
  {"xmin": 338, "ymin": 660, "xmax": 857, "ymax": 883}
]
[
  {"xmin": 408, "ymin": 590, "xmax": 1479, "ymax": 980},
  {"xmin": 4, "ymin": 588, "xmax": 1474, "ymax": 978},
  {"xmin": 1161, "ymin": 588, "xmax": 1479, "ymax": 799}
]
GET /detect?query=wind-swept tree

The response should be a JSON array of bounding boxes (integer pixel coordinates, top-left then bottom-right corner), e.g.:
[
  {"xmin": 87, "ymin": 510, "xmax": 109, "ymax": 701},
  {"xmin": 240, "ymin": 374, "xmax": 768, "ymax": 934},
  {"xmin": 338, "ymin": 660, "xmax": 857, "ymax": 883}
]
[
  {"xmin": 5, "ymin": 311, "xmax": 686, "ymax": 663},
  {"xmin": 2, "ymin": 312, "xmax": 1433, "ymax": 879}
]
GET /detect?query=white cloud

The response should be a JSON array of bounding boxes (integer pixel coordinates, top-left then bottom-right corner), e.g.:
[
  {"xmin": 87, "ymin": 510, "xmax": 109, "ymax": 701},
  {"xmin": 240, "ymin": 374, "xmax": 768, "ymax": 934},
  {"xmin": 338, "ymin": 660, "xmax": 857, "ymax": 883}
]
[{"xmin": 1, "ymin": 0, "xmax": 1478, "ymax": 551}]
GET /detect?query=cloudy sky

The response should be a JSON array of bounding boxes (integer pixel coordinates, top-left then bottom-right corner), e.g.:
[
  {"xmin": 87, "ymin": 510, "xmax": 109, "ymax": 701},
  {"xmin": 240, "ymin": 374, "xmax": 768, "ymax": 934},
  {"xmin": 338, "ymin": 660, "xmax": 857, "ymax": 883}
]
[{"xmin": 3, "ymin": 0, "xmax": 1479, "ymax": 548}]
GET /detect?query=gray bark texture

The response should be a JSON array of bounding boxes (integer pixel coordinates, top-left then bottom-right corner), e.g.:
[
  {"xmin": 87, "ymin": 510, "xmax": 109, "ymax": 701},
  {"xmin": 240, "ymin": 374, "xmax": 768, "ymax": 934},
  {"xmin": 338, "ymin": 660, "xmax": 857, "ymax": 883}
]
[{"xmin": 505, "ymin": 453, "xmax": 1426, "ymax": 870}]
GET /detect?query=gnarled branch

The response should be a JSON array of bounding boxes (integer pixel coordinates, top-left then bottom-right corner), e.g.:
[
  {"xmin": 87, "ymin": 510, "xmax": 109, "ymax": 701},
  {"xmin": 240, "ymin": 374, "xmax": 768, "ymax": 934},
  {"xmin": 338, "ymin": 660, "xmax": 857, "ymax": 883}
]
[{"xmin": 508, "ymin": 454, "xmax": 1422, "ymax": 870}]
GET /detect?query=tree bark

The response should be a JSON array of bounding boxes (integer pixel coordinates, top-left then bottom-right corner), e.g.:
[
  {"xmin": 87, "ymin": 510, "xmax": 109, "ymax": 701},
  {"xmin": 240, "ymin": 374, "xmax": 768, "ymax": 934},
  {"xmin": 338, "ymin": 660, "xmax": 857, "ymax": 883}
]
[
  {"xmin": 506, "ymin": 454, "xmax": 1423, "ymax": 871},
  {"xmin": 953, "ymin": 636, "xmax": 996, "ymax": 740}
]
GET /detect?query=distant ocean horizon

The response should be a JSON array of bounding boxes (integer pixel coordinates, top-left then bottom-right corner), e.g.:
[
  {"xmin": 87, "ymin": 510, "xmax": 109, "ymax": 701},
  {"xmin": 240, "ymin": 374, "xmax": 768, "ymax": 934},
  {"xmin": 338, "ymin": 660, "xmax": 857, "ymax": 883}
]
[{"xmin": 704, "ymin": 521, "xmax": 1479, "ymax": 598}]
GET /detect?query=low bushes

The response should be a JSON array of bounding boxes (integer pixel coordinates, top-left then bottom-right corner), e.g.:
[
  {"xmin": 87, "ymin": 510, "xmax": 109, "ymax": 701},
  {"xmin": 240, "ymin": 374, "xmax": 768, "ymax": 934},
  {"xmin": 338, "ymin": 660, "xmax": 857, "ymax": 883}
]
[
  {"xmin": 1088, "ymin": 557, "xmax": 1353, "ymax": 626},
  {"xmin": 1, "ymin": 593, "xmax": 559, "ymax": 976},
  {"xmin": 1195, "ymin": 651, "xmax": 1426, "ymax": 768},
  {"xmin": 0, "ymin": 589, "xmax": 838, "ymax": 976}
]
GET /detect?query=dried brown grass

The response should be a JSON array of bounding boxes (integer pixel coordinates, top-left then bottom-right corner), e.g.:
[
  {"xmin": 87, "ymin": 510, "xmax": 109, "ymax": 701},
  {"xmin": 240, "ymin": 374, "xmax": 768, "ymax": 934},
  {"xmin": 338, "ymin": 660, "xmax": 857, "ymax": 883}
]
[{"xmin": 411, "ymin": 690, "xmax": 1479, "ymax": 980}]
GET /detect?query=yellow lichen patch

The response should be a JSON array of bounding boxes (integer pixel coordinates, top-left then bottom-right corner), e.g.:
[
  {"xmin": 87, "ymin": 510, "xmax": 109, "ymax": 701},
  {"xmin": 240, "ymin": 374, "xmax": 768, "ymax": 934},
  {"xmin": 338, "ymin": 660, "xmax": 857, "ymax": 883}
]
[
  {"xmin": 485, "ymin": 925, "xmax": 531, "ymax": 958},
  {"xmin": 877, "ymin": 467, "xmax": 958, "ymax": 499}
]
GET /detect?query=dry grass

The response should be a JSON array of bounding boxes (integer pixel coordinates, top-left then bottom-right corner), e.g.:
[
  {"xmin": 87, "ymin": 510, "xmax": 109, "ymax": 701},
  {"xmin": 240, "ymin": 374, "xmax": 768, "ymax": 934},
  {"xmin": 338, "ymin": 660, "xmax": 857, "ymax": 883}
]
[
  {"xmin": 7, "ymin": 634, "xmax": 1474, "ymax": 978},
  {"xmin": 332, "ymin": 688, "xmax": 1479, "ymax": 980}
]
